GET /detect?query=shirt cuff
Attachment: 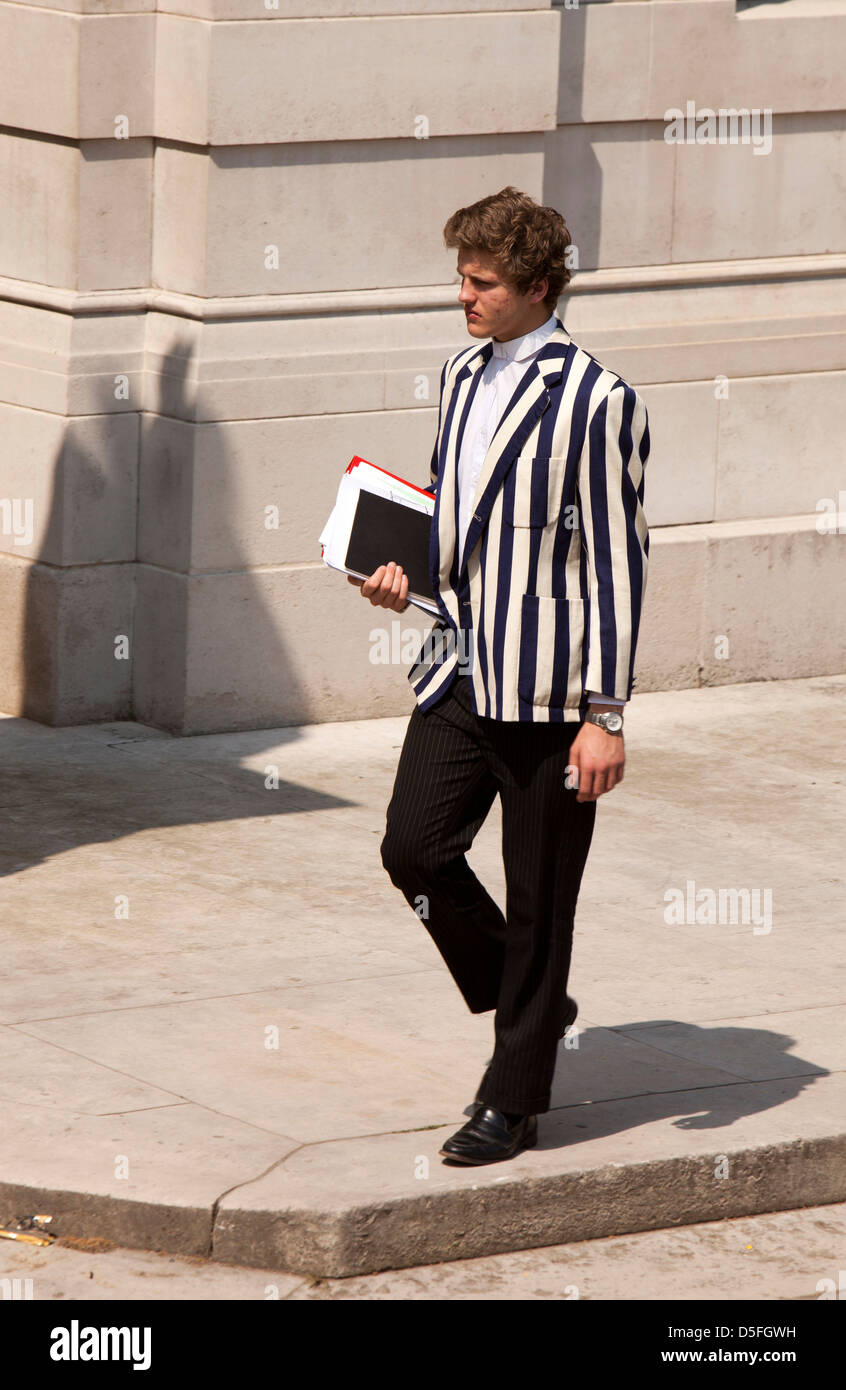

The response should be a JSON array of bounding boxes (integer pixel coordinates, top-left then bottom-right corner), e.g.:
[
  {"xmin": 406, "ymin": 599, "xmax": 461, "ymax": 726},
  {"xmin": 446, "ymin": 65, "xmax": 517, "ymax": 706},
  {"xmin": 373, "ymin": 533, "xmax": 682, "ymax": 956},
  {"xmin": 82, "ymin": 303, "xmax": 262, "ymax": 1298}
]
[{"xmin": 586, "ymin": 691, "xmax": 626, "ymax": 707}]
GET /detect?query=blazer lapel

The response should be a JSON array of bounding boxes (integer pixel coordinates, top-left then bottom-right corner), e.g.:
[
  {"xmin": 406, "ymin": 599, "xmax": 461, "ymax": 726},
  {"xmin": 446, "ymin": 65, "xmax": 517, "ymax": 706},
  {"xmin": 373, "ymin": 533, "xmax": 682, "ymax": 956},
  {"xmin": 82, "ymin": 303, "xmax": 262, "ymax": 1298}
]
[
  {"xmin": 429, "ymin": 344, "xmax": 491, "ymax": 627},
  {"xmin": 458, "ymin": 323, "xmax": 572, "ymax": 575}
]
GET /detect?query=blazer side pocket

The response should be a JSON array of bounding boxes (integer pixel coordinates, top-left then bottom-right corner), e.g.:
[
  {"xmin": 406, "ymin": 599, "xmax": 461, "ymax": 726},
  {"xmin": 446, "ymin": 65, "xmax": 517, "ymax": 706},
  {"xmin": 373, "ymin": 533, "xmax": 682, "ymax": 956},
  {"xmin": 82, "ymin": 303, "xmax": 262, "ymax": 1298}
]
[{"xmin": 517, "ymin": 594, "xmax": 585, "ymax": 707}]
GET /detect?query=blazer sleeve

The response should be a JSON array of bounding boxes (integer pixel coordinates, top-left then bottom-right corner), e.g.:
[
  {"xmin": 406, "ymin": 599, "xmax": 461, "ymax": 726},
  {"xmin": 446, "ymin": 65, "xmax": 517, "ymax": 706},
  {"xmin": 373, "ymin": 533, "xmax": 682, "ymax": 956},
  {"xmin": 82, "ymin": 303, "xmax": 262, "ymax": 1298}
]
[
  {"xmin": 576, "ymin": 381, "xmax": 650, "ymax": 701},
  {"xmin": 428, "ymin": 440, "xmax": 439, "ymax": 496}
]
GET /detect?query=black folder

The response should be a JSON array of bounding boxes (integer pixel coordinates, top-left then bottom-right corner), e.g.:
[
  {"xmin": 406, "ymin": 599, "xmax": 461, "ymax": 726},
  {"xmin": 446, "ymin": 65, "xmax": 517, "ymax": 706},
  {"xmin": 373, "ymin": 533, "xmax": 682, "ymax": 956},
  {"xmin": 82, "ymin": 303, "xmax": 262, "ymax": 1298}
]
[{"xmin": 344, "ymin": 488, "xmax": 436, "ymax": 604}]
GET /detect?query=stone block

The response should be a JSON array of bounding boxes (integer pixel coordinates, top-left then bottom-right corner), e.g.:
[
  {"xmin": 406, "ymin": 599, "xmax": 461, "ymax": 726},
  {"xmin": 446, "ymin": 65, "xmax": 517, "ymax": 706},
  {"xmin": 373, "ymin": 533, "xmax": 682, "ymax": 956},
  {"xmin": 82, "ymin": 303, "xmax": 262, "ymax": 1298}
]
[
  {"xmin": 156, "ymin": 11, "xmax": 560, "ymax": 146},
  {"xmin": 543, "ymin": 120, "xmax": 674, "ymax": 270},
  {"xmin": 0, "ymin": 552, "xmax": 134, "ymax": 723},
  {"xmin": 558, "ymin": 0, "xmax": 651, "ymax": 125},
  {"xmin": 153, "ymin": 135, "xmax": 544, "ymax": 297},
  {"xmin": 670, "ymin": 115, "xmax": 846, "ymax": 264},
  {"xmin": 635, "ymin": 525, "xmax": 708, "ymax": 694},
  {"xmin": 0, "ymin": 9, "xmax": 155, "ymax": 140},
  {"xmin": 138, "ymin": 407, "xmax": 437, "ymax": 572},
  {"xmin": 0, "ymin": 405, "xmax": 138, "ymax": 565},
  {"xmin": 638, "ymin": 381, "xmax": 718, "ymax": 527},
  {"xmin": 700, "ymin": 517, "xmax": 846, "ymax": 685},
  {"xmin": 649, "ymin": 0, "xmax": 846, "ymax": 118},
  {"xmin": 715, "ymin": 372, "xmax": 846, "ymax": 522},
  {"xmin": 133, "ymin": 562, "xmax": 425, "ymax": 733}
]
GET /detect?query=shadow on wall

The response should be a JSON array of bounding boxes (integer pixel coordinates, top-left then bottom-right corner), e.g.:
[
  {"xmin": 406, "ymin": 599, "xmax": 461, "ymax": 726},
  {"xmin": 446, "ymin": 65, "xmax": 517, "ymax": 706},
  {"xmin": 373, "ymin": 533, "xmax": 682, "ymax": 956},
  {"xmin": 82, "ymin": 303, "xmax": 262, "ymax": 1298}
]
[
  {"xmin": 544, "ymin": 0, "xmax": 599, "ymax": 289},
  {"xmin": 16, "ymin": 337, "xmax": 308, "ymax": 737},
  {"xmin": 1, "ymin": 338, "xmax": 354, "ymax": 879},
  {"xmin": 736, "ymin": 1, "xmax": 794, "ymax": 11},
  {"xmin": 135, "ymin": 338, "xmax": 310, "ymax": 735}
]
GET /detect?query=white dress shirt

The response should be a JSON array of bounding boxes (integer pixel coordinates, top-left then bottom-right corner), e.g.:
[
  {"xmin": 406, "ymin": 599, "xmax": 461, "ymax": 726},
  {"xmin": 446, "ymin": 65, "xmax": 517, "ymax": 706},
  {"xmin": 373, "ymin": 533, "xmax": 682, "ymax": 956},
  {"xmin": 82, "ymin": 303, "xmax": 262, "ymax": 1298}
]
[{"xmin": 456, "ymin": 312, "xmax": 625, "ymax": 709}]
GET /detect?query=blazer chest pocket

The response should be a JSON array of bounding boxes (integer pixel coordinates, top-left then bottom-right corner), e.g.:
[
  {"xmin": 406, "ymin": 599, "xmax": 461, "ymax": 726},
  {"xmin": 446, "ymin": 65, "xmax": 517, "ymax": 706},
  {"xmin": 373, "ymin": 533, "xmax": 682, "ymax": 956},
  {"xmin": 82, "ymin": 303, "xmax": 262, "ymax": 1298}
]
[{"xmin": 507, "ymin": 454, "xmax": 569, "ymax": 528}]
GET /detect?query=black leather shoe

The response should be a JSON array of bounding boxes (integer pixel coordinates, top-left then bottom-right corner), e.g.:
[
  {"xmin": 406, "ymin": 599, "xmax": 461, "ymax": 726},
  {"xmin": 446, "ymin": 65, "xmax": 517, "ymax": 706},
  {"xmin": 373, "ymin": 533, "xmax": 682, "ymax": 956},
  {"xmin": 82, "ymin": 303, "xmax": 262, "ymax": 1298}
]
[
  {"xmin": 469, "ymin": 997, "xmax": 578, "ymax": 1113},
  {"xmin": 440, "ymin": 1107, "xmax": 537, "ymax": 1165}
]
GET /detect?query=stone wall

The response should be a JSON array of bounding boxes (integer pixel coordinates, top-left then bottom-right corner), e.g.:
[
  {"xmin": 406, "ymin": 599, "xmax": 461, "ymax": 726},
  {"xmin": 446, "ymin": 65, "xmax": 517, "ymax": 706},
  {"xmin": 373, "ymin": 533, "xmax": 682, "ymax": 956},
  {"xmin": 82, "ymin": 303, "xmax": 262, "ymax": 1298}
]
[{"xmin": 0, "ymin": 0, "xmax": 844, "ymax": 731}]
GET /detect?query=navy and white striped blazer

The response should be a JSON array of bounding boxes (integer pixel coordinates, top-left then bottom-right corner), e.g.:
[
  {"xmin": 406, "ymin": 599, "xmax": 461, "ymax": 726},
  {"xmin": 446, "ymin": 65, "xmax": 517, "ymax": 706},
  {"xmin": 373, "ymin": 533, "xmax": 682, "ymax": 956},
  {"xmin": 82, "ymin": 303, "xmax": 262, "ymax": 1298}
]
[{"xmin": 407, "ymin": 318, "xmax": 650, "ymax": 720}]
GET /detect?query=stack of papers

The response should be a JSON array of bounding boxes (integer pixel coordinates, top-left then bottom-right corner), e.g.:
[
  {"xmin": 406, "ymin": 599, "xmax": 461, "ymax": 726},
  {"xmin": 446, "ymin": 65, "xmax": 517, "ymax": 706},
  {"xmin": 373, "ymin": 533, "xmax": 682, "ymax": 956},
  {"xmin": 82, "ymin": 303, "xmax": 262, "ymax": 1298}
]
[{"xmin": 319, "ymin": 456, "xmax": 440, "ymax": 616}]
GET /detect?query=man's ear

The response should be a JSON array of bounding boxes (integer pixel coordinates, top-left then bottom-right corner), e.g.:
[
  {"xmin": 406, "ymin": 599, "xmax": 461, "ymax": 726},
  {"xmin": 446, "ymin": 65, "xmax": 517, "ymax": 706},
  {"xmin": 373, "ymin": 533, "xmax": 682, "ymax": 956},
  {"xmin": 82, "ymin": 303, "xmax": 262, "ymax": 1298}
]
[{"xmin": 528, "ymin": 278, "xmax": 549, "ymax": 305}]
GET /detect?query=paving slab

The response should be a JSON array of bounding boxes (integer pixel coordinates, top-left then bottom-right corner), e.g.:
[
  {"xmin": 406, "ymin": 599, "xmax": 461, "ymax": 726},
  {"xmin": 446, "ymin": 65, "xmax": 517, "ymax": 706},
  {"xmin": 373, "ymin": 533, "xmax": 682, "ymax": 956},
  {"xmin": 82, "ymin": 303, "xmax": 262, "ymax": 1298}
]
[
  {"xmin": 0, "ymin": 675, "xmax": 844, "ymax": 1277},
  {"xmin": 0, "ymin": 1102, "xmax": 295, "ymax": 1256},
  {"xmin": 214, "ymin": 1074, "xmax": 846, "ymax": 1277}
]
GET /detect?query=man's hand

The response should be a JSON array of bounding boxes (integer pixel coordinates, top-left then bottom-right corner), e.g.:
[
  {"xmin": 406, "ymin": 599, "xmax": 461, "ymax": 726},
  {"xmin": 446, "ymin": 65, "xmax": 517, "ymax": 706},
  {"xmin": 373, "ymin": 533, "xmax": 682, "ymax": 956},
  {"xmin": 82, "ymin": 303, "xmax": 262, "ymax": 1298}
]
[
  {"xmin": 569, "ymin": 717, "xmax": 625, "ymax": 802},
  {"xmin": 347, "ymin": 561, "xmax": 409, "ymax": 612}
]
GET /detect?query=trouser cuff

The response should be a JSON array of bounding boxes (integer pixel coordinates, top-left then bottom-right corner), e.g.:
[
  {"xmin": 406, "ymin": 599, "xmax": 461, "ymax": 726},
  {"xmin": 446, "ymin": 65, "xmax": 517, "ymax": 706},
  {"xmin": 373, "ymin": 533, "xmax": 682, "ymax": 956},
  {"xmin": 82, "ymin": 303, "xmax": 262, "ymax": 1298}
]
[{"xmin": 475, "ymin": 1090, "xmax": 550, "ymax": 1116}]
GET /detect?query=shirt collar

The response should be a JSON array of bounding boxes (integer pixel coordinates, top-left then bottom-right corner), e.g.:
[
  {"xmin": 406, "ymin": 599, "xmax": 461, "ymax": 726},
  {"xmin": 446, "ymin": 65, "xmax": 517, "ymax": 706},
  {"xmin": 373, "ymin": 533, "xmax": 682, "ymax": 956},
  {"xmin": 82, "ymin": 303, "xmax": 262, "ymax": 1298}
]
[{"xmin": 490, "ymin": 313, "xmax": 558, "ymax": 362}]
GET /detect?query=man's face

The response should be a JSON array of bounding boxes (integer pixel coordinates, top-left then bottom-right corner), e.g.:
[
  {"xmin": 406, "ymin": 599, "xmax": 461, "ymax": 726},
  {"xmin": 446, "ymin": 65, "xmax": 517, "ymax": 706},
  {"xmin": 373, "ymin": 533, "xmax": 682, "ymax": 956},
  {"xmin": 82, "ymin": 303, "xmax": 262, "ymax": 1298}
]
[{"xmin": 456, "ymin": 249, "xmax": 549, "ymax": 343}]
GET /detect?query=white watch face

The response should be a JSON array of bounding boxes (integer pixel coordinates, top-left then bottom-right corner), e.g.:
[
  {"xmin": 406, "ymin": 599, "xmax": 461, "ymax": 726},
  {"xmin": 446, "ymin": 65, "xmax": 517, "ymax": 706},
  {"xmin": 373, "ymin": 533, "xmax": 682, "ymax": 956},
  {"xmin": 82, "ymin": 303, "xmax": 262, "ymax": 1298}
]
[{"xmin": 593, "ymin": 711, "xmax": 622, "ymax": 731}]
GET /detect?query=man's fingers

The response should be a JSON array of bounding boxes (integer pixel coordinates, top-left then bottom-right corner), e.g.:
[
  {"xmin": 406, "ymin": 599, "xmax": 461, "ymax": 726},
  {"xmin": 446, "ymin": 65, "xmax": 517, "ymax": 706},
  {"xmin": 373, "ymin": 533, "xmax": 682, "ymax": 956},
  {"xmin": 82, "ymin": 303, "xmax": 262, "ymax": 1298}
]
[
  {"xmin": 364, "ymin": 562, "xmax": 407, "ymax": 610},
  {"xmin": 389, "ymin": 569, "xmax": 410, "ymax": 612},
  {"xmin": 577, "ymin": 769, "xmax": 607, "ymax": 802},
  {"xmin": 570, "ymin": 731, "xmax": 625, "ymax": 801},
  {"xmin": 380, "ymin": 562, "xmax": 402, "ymax": 607},
  {"xmin": 358, "ymin": 565, "xmax": 385, "ymax": 600},
  {"xmin": 574, "ymin": 762, "xmax": 592, "ymax": 802},
  {"xmin": 352, "ymin": 563, "xmax": 409, "ymax": 611}
]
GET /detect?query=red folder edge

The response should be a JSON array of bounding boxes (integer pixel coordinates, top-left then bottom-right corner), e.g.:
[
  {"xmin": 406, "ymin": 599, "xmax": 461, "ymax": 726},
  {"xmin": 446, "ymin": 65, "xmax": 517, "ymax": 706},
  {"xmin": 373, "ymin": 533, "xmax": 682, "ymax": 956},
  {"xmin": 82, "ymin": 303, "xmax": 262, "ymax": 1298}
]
[
  {"xmin": 320, "ymin": 456, "xmax": 436, "ymax": 558},
  {"xmin": 345, "ymin": 455, "xmax": 436, "ymax": 500}
]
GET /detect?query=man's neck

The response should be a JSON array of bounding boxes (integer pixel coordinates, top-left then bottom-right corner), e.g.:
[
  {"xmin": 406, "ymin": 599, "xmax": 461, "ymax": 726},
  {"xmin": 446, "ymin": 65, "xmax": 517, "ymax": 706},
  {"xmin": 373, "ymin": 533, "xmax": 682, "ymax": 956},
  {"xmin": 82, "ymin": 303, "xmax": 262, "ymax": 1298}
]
[{"xmin": 492, "ymin": 309, "xmax": 553, "ymax": 344}]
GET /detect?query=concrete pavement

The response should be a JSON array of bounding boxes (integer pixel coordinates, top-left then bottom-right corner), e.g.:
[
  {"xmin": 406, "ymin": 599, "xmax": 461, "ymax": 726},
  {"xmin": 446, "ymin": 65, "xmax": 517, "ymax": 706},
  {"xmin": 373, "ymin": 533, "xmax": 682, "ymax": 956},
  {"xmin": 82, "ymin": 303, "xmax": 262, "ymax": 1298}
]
[{"xmin": 0, "ymin": 674, "xmax": 844, "ymax": 1278}]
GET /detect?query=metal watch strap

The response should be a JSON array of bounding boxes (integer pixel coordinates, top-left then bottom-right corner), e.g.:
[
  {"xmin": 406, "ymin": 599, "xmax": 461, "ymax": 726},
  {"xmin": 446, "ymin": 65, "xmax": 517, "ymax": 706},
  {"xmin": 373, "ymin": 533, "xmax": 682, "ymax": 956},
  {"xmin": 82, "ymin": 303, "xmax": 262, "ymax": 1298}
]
[{"xmin": 585, "ymin": 710, "xmax": 624, "ymax": 733}]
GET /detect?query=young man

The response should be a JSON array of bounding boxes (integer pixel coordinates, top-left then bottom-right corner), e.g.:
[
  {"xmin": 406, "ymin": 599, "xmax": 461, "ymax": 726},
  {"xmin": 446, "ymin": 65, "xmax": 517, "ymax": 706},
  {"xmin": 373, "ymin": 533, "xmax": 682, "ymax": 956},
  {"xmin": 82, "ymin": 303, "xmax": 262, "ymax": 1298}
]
[{"xmin": 349, "ymin": 187, "xmax": 649, "ymax": 1164}]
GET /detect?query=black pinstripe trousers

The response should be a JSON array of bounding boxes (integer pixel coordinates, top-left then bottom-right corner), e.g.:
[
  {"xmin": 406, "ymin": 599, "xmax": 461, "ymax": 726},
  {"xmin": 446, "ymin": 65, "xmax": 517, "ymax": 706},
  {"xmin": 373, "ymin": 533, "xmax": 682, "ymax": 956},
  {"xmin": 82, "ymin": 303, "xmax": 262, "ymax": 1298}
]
[{"xmin": 380, "ymin": 670, "xmax": 597, "ymax": 1116}]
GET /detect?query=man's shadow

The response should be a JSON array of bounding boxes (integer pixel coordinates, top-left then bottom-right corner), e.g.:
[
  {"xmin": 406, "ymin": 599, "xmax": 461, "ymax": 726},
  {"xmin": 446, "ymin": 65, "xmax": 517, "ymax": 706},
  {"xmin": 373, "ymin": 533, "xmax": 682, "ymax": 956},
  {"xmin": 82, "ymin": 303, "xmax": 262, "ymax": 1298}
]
[
  {"xmin": 531, "ymin": 1019, "xmax": 828, "ymax": 1148},
  {"xmin": 5, "ymin": 340, "xmax": 353, "ymax": 880}
]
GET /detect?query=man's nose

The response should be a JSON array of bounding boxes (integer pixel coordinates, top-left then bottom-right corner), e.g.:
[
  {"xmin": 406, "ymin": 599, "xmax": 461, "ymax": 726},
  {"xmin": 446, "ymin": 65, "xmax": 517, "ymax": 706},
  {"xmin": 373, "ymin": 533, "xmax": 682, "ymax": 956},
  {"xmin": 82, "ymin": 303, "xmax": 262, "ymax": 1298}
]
[{"xmin": 457, "ymin": 278, "xmax": 474, "ymax": 303}]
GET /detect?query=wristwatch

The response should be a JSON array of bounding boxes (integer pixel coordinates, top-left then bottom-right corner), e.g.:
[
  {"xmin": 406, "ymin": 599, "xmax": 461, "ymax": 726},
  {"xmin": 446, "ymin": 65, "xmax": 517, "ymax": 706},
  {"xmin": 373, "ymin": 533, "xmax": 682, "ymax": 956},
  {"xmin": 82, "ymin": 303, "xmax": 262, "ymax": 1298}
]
[{"xmin": 585, "ymin": 710, "xmax": 624, "ymax": 734}]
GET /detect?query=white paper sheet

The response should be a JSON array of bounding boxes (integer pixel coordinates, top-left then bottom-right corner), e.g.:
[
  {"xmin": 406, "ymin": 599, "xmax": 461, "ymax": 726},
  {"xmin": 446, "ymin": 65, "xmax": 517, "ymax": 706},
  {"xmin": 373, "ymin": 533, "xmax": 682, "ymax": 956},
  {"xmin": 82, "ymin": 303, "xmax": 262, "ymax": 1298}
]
[{"xmin": 318, "ymin": 461, "xmax": 440, "ymax": 616}]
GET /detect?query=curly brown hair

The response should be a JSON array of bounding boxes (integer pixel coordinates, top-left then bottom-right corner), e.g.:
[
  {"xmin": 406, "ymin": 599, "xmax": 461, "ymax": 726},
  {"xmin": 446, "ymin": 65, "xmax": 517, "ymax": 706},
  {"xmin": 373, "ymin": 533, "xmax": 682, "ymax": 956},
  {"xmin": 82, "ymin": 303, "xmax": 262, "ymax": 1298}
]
[{"xmin": 443, "ymin": 187, "xmax": 572, "ymax": 309}]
